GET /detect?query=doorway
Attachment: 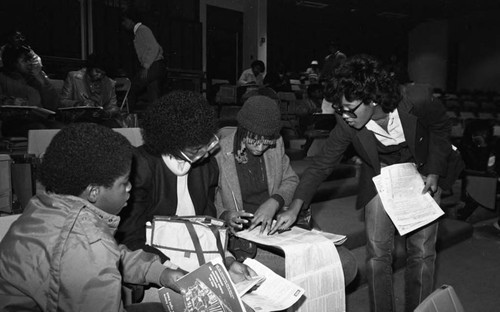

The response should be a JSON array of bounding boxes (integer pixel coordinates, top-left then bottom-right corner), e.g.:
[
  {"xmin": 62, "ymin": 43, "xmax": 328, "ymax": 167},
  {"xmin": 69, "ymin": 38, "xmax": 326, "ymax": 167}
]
[{"xmin": 206, "ymin": 5, "xmax": 243, "ymax": 86}]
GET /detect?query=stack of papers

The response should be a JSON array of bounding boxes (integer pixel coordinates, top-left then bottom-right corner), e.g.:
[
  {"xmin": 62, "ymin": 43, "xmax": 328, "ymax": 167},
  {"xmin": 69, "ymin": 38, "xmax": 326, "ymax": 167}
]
[{"xmin": 372, "ymin": 162, "xmax": 444, "ymax": 235}]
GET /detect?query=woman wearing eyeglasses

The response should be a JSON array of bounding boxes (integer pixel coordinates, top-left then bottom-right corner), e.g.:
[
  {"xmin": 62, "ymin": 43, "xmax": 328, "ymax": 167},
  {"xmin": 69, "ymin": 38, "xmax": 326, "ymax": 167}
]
[
  {"xmin": 272, "ymin": 54, "xmax": 462, "ymax": 312},
  {"xmin": 115, "ymin": 91, "xmax": 258, "ymax": 303},
  {"xmin": 115, "ymin": 91, "xmax": 220, "ymax": 256},
  {"xmin": 214, "ymin": 95, "xmax": 299, "ymax": 235}
]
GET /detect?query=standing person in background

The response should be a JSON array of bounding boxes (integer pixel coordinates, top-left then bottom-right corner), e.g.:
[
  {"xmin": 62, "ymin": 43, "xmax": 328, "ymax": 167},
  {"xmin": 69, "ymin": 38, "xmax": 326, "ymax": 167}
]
[
  {"xmin": 273, "ymin": 54, "xmax": 462, "ymax": 312},
  {"xmin": 121, "ymin": 8, "xmax": 166, "ymax": 112},
  {"xmin": 320, "ymin": 40, "xmax": 346, "ymax": 82}
]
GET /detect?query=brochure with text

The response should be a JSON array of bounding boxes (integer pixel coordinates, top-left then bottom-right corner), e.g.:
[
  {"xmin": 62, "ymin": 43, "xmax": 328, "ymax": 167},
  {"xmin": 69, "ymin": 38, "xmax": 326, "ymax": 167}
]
[{"xmin": 159, "ymin": 258, "xmax": 257, "ymax": 312}]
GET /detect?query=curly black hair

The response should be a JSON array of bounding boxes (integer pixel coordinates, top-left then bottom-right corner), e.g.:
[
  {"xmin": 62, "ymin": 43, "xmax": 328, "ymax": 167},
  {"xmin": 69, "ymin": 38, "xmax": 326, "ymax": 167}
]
[
  {"xmin": 326, "ymin": 54, "xmax": 402, "ymax": 113},
  {"xmin": 141, "ymin": 90, "xmax": 217, "ymax": 156},
  {"xmin": 39, "ymin": 123, "xmax": 133, "ymax": 196}
]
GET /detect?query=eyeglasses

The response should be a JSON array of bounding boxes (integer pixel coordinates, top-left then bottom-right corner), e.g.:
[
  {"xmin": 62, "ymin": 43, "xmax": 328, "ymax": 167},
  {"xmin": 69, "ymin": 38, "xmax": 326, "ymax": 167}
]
[
  {"xmin": 178, "ymin": 134, "xmax": 220, "ymax": 164},
  {"xmin": 332, "ymin": 101, "xmax": 364, "ymax": 119}
]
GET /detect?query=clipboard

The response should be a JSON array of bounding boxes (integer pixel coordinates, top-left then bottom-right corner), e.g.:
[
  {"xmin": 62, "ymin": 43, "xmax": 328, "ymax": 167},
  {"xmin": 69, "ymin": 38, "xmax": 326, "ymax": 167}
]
[
  {"xmin": 57, "ymin": 106, "xmax": 104, "ymax": 123},
  {"xmin": 0, "ymin": 105, "xmax": 56, "ymax": 119}
]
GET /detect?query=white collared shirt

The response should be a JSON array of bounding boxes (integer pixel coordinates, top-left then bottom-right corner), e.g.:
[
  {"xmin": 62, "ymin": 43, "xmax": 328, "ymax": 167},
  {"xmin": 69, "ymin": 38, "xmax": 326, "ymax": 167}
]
[{"xmin": 365, "ymin": 108, "xmax": 406, "ymax": 146}]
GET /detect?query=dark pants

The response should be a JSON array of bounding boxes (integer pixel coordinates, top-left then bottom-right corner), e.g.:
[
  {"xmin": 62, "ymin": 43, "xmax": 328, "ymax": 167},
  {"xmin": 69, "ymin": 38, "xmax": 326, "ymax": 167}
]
[
  {"xmin": 365, "ymin": 192, "xmax": 440, "ymax": 312},
  {"xmin": 129, "ymin": 59, "xmax": 167, "ymax": 112}
]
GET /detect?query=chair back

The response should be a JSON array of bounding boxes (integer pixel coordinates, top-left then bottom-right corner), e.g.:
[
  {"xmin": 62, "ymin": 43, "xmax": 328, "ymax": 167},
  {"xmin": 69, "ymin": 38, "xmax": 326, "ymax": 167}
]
[
  {"xmin": 215, "ymin": 85, "xmax": 238, "ymax": 104},
  {"xmin": 114, "ymin": 77, "xmax": 132, "ymax": 112},
  {"xmin": 414, "ymin": 285, "xmax": 465, "ymax": 312},
  {"xmin": 48, "ymin": 79, "xmax": 64, "ymax": 95}
]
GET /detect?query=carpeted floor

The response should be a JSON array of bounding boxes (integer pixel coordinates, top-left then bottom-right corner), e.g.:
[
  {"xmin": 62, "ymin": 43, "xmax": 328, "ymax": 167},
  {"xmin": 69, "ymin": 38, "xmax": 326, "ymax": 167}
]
[{"xmin": 346, "ymin": 217, "xmax": 500, "ymax": 312}]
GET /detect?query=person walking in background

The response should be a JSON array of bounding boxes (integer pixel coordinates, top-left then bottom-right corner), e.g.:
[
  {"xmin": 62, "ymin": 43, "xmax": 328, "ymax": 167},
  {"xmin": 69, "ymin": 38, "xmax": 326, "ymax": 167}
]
[
  {"xmin": 273, "ymin": 54, "xmax": 462, "ymax": 312},
  {"xmin": 121, "ymin": 8, "xmax": 166, "ymax": 112}
]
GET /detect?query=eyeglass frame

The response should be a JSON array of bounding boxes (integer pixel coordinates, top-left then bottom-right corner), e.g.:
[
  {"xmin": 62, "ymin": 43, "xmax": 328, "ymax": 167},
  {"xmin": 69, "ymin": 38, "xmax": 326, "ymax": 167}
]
[
  {"xmin": 332, "ymin": 100, "xmax": 365, "ymax": 119},
  {"xmin": 177, "ymin": 134, "xmax": 220, "ymax": 164}
]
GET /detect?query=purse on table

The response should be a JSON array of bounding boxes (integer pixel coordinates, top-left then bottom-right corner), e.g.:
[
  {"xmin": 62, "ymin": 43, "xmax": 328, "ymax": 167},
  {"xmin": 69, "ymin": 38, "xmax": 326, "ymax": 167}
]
[{"xmin": 146, "ymin": 215, "xmax": 228, "ymax": 272}]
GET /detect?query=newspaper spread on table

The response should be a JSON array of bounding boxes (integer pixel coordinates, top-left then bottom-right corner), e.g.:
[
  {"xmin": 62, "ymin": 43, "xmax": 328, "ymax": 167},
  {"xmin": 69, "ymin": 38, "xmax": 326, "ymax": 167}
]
[
  {"xmin": 372, "ymin": 162, "xmax": 444, "ymax": 235},
  {"xmin": 236, "ymin": 225, "xmax": 345, "ymax": 312}
]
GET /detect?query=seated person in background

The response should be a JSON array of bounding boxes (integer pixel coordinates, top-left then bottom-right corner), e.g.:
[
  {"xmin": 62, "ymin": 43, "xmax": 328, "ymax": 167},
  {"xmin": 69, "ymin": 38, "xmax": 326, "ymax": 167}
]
[
  {"xmin": 296, "ymin": 83, "xmax": 324, "ymax": 134},
  {"xmin": 238, "ymin": 60, "xmax": 265, "ymax": 87},
  {"xmin": 0, "ymin": 44, "xmax": 62, "ymax": 136},
  {"xmin": 0, "ymin": 123, "xmax": 186, "ymax": 312},
  {"xmin": 0, "ymin": 30, "xmax": 30, "ymax": 68},
  {"xmin": 115, "ymin": 91, "xmax": 255, "ymax": 300},
  {"xmin": 304, "ymin": 60, "xmax": 320, "ymax": 84},
  {"xmin": 214, "ymin": 95, "xmax": 357, "ymax": 285},
  {"xmin": 60, "ymin": 53, "xmax": 122, "ymax": 127}
]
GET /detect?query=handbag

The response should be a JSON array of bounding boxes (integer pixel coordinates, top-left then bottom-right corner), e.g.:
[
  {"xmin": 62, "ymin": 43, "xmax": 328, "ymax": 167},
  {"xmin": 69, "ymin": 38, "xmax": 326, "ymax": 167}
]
[{"xmin": 146, "ymin": 215, "xmax": 228, "ymax": 272}]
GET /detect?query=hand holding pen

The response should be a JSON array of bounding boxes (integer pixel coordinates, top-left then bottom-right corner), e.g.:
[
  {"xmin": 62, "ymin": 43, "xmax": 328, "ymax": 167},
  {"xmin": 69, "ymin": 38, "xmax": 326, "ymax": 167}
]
[{"xmin": 226, "ymin": 210, "xmax": 254, "ymax": 231}]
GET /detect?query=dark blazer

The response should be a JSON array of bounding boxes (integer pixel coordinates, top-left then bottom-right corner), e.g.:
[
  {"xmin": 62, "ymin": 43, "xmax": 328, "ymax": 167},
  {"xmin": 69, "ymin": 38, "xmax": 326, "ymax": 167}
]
[
  {"xmin": 294, "ymin": 83, "xmax": 457, "ymax": 209},
  {"xmin": 115, "ymin": 145, "xmax": 219, "ymax": 260}
]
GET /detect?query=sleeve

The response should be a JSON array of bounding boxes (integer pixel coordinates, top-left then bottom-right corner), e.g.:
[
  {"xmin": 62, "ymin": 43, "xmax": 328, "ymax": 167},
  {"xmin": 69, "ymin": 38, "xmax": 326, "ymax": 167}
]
[
  {"xmin": 272, "ymin": 138, "xmax": 299, "ymax": 206},
  {"xmin": 115, "ymin": 150, "xmax": 154, "ymax": 252},
  {"xmin": 204, "ymin": 157, "xmax": 220, "ymax": 218},
  {"xmin": 60, "ymin": 74, "xmax": 79, "ymax": 107},
  {"xmin": 293, "ymin": 118, "xmax": 354, "ymax": 207},
  {"xmin": 136, "ymin": 26, "xmax": 161, "ymax": 70},
  {"xmin": 409, "ymin": 85, "xmax": 452, "ymax": 177},
  {"xmin": 237, "ymin": 70, "xmax": 254, "ymax": 86},
  {"xmin": 103, "ymin": 78, "xmax": 119, "ymax": 116},
  {"xmin": 119, "ymin": 244, "xmax": 166, "ymax": 286},
  {"xmin": 38, "ymin": 75, "xmax": 62, "ymax": 110}
]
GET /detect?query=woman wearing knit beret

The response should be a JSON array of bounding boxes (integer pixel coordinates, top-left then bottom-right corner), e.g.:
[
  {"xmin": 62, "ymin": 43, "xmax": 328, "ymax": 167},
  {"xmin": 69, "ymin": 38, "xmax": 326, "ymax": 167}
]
[
  {"xmin": 214, "ymin": 95, "xmax": 358, "ymax": 285},
  {"xmin": 214, "ymin": 95, "xmax": 299, "ymax": 234}
]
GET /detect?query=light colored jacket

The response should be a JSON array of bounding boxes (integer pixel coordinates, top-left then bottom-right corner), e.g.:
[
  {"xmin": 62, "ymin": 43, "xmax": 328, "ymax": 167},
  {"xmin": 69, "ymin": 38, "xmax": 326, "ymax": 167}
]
[
  {"xmin": 0, "ymin": 192, "xmax": 165, "ymax": 312},
  {"xmin": 214, "ymin": 130, "xmax": 299, "ymax": 217}
]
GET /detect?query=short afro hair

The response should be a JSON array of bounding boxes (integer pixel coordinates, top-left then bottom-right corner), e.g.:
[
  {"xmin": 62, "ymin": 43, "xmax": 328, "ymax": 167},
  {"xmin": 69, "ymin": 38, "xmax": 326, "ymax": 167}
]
[
  {"xmin": 326, "ymin": 54, "xmax": 402, "ymax": 113},
  {"xmin": 141, "ymin": 90, "xmax": 217, "ymax": 156},
  {"xmin": 39, "ymin": 123, "xmax": 133, "ymax": 196}
]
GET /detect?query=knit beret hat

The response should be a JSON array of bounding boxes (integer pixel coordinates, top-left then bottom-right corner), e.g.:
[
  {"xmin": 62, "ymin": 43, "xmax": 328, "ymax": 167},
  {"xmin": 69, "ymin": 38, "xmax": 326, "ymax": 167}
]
[{"xmin": 237, "ymin": 95, "xmax": 281, "ymax": 138}]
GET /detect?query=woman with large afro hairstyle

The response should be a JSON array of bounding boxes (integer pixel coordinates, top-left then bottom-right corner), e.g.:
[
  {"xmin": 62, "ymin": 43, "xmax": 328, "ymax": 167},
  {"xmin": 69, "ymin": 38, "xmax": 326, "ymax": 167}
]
[{"xmin": 140, "ymin": 90, "xmax": 218, "ymax": 157}]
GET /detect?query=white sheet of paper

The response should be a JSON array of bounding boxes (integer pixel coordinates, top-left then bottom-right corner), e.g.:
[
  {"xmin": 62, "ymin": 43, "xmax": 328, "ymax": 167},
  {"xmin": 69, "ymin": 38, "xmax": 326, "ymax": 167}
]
[
  {"xmin": 236, "ymin": 226, "xmax": 345, "ymax": 312},
  {"xmin": 372, "ymin": 162, "xmax": 444, "ymax": 235},
  {"xmin": 241, "ymin": 258, "xmax": 305, "ymax": 311}
]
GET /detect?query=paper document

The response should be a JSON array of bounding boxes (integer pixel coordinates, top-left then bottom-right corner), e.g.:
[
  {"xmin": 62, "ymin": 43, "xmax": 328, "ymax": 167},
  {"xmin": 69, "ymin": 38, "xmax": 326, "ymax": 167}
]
[
  {"xmin": 372, "ymin": 162, "xmax": 444, "ymax": 236},
  {"xmin": 241, "ymin": 258, "xmax": 305, "ymax": 311},
  {"xmin": 236, "ymin": 225, "xmax": 345, "ymax": 312}
]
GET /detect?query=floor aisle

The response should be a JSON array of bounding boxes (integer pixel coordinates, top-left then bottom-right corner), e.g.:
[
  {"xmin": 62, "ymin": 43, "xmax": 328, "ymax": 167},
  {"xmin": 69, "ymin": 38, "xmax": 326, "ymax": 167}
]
[{"xmin": 346, "ymin": 218, "xmax": 500, "ymax": 312}]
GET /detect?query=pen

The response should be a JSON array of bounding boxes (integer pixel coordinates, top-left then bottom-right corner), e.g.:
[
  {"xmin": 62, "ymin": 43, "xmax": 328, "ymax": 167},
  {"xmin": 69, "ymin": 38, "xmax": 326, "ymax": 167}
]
[{"xmin": 277, "ymin": 228, "xmax": 291, "ymax": 234}]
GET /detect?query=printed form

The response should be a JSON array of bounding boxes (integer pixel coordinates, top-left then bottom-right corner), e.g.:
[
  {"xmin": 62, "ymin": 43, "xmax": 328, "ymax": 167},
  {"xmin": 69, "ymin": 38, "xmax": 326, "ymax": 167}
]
[
  {"xmin": 236, "ymin": 225, "xmax": 345, "ymax": 312},
  {"xmin": 372, "ymin": 162, "xmax": 444, "ymax": 235}
]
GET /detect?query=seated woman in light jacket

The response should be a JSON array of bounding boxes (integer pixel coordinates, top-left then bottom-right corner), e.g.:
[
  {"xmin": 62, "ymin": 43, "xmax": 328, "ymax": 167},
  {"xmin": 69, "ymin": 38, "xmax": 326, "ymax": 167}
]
[{"xmin": 214, "ymin": 95, "xmax": 358, "ymax": 285}]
